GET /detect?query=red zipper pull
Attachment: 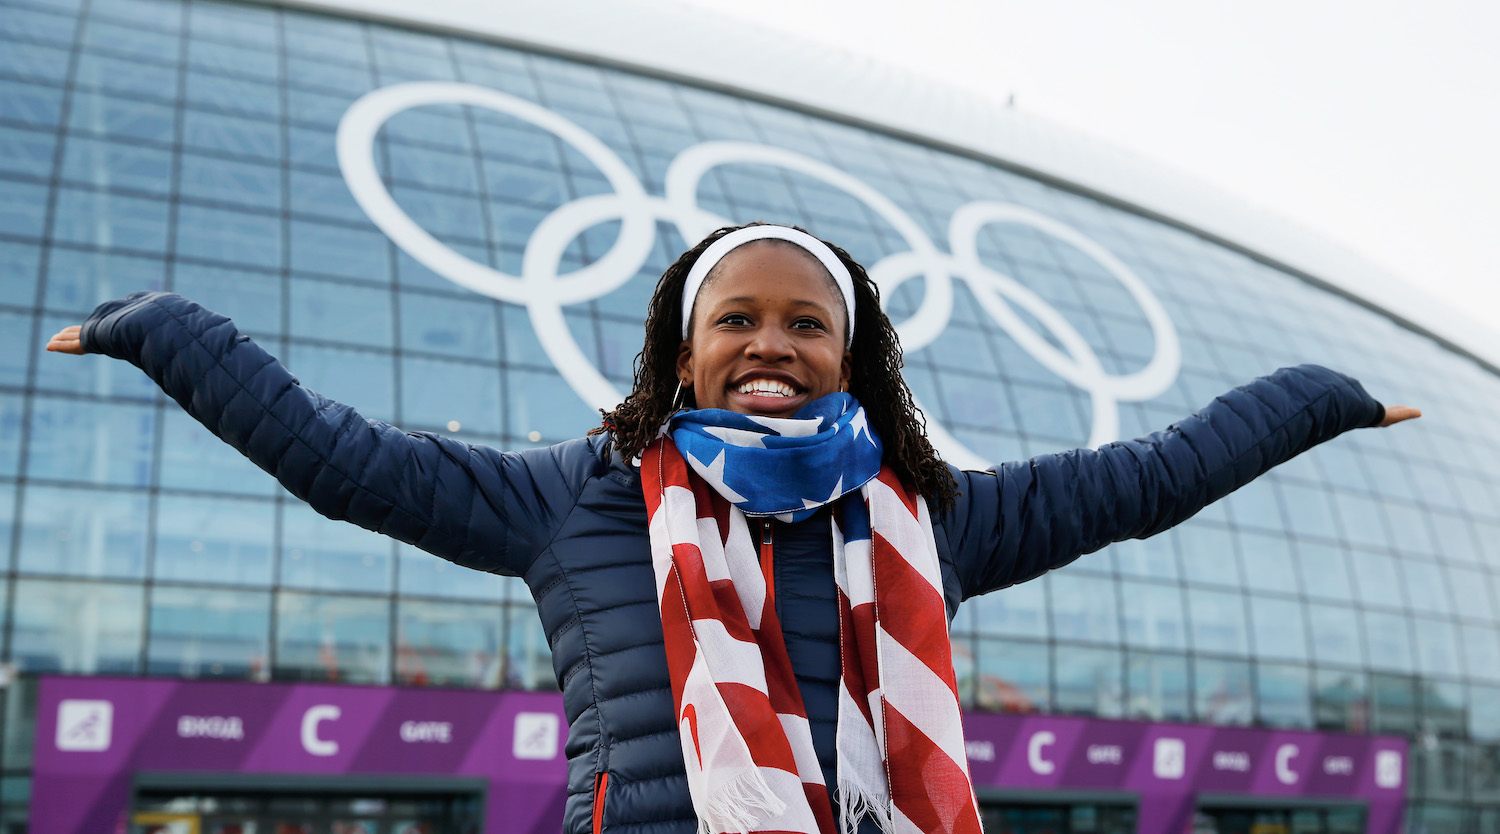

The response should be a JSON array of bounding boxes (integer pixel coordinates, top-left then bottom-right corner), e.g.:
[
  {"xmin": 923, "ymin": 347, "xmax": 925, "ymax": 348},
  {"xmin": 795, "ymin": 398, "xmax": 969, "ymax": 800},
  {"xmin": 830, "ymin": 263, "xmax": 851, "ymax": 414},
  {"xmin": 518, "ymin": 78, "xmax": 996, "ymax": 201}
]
[{"xmin": 760, "ymin": 519, "xmax": 775, "ymax": 606}]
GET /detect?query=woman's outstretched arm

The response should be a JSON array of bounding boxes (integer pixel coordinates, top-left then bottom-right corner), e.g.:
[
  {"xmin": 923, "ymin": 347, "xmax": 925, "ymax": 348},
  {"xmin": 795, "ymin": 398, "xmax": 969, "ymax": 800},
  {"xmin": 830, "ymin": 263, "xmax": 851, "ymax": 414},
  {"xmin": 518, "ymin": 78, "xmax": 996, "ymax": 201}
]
[
  {"xmin": 48, "ymin": 291, "xmax": 582, "ymax": 578},
  {"xmin": 946, "ymin": 364, "xmax": 1418, "ymax": 598}
]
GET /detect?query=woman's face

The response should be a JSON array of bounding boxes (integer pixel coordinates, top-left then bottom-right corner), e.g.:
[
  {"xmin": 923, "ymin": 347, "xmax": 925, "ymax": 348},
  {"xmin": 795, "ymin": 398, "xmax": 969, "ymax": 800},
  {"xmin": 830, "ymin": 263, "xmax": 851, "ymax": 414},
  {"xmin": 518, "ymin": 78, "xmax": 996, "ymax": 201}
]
[{"xmin": 677, "ymin": 241, "xmax": 852, "ymax": 418}]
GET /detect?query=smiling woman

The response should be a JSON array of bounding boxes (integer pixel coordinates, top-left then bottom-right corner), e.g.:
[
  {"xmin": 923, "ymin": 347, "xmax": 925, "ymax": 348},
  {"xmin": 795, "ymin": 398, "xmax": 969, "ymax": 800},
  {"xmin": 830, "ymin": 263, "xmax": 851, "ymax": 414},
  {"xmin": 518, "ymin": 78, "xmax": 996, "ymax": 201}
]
[
  {"xmin": 45, "ymin": 221, "xmax": 1413, "ymax": 834},
  {"xmin": 679, "ymin": 241, "xmax": 851, "ymax": 417}
]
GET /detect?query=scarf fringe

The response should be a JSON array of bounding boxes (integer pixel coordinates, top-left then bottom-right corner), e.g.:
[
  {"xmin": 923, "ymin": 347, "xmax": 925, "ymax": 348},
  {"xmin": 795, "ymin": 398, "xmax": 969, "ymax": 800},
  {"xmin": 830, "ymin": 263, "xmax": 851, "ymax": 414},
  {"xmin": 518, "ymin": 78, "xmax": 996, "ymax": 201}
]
[
  {"xmin": 837, "ymin": 780, "xmax": 892, "ymax": 834},
  {"xmin": 695, "ymin": 770, "xmax": 789, "ymax": 834}
]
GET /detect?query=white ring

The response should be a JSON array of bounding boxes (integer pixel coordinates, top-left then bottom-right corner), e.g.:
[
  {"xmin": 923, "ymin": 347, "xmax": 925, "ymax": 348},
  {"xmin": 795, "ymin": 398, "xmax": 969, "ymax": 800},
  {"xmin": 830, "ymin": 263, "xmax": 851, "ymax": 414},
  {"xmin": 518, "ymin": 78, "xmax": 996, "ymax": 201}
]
[{"xmin": 339, "ymin": 83, "xmax": 1182, "ymax": 463}]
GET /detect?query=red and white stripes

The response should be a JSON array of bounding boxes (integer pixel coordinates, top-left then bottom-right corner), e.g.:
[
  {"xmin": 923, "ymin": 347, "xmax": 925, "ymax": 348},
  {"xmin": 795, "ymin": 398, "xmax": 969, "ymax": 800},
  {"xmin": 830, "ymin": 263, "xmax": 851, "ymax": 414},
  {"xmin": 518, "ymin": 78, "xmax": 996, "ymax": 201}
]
[{"xmin": 644, "ymin": 438, "xmax": 982, "ymax": 834}]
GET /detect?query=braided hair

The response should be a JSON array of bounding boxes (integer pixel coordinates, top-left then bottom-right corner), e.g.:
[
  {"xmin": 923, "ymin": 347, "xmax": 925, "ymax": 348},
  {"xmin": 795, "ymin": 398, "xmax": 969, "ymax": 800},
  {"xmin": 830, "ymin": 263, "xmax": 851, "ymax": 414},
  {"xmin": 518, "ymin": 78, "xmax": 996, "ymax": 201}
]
[{"xmin": 591, "ymin": 222, "xmax": 958, "ymax": 511}]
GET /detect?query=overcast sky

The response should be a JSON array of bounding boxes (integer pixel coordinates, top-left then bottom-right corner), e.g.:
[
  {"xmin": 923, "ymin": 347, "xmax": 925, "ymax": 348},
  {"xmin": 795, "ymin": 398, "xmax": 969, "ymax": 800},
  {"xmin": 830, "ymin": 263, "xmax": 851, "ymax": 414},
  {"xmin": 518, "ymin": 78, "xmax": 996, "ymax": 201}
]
[{"xmin": 671, "ymin": 0, "xmax": 1500, "ymax": 338}]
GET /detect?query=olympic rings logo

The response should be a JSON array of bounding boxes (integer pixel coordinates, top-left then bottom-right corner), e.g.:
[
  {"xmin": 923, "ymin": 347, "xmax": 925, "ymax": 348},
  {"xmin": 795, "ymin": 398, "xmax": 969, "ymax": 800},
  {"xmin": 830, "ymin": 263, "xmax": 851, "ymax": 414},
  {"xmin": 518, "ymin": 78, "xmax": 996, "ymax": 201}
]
[{"xmin": 337, "ymin": 83, "xmax": 1180, "ymax": 468}]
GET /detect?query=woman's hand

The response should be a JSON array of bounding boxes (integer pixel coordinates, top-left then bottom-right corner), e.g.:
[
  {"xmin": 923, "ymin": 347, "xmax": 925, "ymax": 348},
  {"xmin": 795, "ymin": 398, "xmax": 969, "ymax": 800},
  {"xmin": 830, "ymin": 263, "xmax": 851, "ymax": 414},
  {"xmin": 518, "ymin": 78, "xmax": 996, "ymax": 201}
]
[
  {"xmin": 45, "ymin": 325, "xmax": 85, "ymax": 356},
  {"xmin": 1377, "ymin": 405, "xmax": 1421, "ymax": 427}
]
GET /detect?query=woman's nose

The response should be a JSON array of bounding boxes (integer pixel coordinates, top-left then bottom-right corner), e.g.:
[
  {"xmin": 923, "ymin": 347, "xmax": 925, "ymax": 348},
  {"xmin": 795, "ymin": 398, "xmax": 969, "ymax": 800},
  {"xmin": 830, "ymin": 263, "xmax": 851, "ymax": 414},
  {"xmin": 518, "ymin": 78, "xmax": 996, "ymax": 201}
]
[{"xmin": 744, "ymin": 326, "xmax": 794, "ymax": 361}]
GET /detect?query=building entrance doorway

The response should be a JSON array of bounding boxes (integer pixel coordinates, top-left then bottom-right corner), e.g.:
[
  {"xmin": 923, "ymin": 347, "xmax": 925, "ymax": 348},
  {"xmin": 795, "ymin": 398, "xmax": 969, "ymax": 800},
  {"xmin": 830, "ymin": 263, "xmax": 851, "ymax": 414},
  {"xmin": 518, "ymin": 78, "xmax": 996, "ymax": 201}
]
[
  {"xmin": 129, "ymin": 777, "xmax": 485, "ymax": 834},
  {"xmin": 1190, "ymin": 803, "xmax": 1366, "ymax": 834},
  {"xmin": 979, "ymin": 799, "xmax": 1138, "ymax": 834}
]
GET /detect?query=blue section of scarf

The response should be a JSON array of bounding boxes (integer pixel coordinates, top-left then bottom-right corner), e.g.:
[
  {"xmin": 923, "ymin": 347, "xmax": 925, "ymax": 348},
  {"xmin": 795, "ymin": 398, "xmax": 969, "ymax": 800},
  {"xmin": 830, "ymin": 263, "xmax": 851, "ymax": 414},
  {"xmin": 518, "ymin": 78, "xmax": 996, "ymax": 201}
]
[{"xmin": 668, "ymin": 393, "xmax": 884, "ymax": 522}]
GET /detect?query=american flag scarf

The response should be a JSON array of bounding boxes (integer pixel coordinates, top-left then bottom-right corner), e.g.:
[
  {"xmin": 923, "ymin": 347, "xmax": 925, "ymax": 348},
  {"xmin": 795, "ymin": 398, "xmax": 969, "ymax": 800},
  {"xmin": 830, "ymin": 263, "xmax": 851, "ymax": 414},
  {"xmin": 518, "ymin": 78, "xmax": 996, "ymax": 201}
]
[{"xmin": 642, "ymin": 396, "xmax": 982, "ymax": 834}]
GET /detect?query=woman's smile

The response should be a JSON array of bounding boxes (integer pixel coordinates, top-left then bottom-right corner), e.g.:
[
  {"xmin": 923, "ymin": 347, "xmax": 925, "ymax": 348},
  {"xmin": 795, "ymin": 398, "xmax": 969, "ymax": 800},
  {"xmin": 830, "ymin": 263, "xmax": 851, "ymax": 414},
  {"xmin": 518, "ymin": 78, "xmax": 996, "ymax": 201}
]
[{"xmin": 677, "ymin": 241, "xmax": 851, "ymax": 418}]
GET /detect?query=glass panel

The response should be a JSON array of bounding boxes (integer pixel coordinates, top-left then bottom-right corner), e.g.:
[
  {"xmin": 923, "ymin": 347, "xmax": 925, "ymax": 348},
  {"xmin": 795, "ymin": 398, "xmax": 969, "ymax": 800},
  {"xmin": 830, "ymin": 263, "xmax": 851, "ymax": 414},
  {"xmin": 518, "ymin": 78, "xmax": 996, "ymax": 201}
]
[
  {"xmin": 970, "ymin": 578, "xmax": 1048, "ymax": 639},
  {"xmin": 396, "ymin": 541, "xmax": 518, "ymax": 601},
  {"xmin": 0, "ymin": 483, "xmax": 13, "ymax": 565},
  {"xmin": 17, "ymin": 485, "xmax": 149, "ymax": 578},
  {"xmin": 1174, "ymin": 521, "xmax": 1241, "ymax": 587},
  {"xmin": 10, "ymin": 578, "xmax": 144, "ymax": 673},
  {"xmin": 1247, "ymin": 595, "xmax": 1308, "ymax": 662},
  {"xmin": 504, "ymin": 602, "xmax": 556, "ymax": 691},
  {"xmin": 1461, "ymin": 624, "xmax": 1500, "ymax": 684},
  {"xmin": 1127, "ymin": 651, "xmax": 1190, "ymax": 721},
  {"xmin": 153, "ymin": 494, "xmax": 274, "ymax": 586},
  {"xmin": 1314, "ymin": 668, "xmax": 1369, "ymax": 733},
  {"xmin": 1236, "ymin": 530, "xmax": 1300, "ymax": 595},
  {"xmin": 0, "ymin": 394, "xmax": 21, "ymax": 477},
  {"xmin": 1447, "ymin": 564, "xmax": 1495, "ymax": 621},
  {"xmin": 170, "ymin": 263, "xmax": 282, "ymax": 337},
  {"xmin": 274, "ymin": 591, "xmax": 390, "ymax": 684},
  {"xmin": 1193, "ymin": 657, "xmax": 1253, "ymax": 726},
  {"xmin": 1348, "ymin": 548, "xmax": 1407, "ymax": 609},
  {"xmin": 1046, "ymin": 572, "xmax": 1119, "ymax": 644},
  {"xmin": 1471, "ymin": 684, "xmax": 1500, "ymax": 742},
  {"xmin": 0, "ymin": 239, "xmax": 42, "ymax": 309},
  {"xmin": 51, "ymin": 187, "xmax": 170, "ymax": 252},
  {"xmin": 1402, "ymin": 557, "xmax": 1453, "ymax": 616},
  {"xmin": 403, "ymin": 356, "xmax": 502, "ymax": 435},
  {"xmin": 44, "ymin": 247, "xmax": 167, "ymax": 315},
  {"xmin": 156, "ymin": 407, "xmax": 279, "ymax": 496},
  {"xmin": 398, "ymin": 290, "xmax": 501, "ymax": 360},
  {"xmin": 58, "ymin": 135, "xmax": 173, "ymax": 193},
  {"xmin": 973, "ymin": 638, "xmax": 1048, "ymax": 714},
  {"xmin": 1053, "ymin": 645, "xmax": 1122, "ymax": 717},
  {"xmin": 182, "ymin": 106, "xmax": 281, "ymax": 159},
  {"xmin": 1255, "ymin": 663, "xmax": 1312, "ymax": 729},
  {"xmin": 284, "ymin": 342, "xmax": 396, "ymax": 424},
  {"xmin": 1186, "ymin": 587, "xmax": 1249, "ymax": 656},
  {"xmin": 1, "ymin": 677, "xmax": 38, "ymax": 770},
  {"xmin": 288, "ymin": 278, "xmax": 394, "ymax": 348},
  {"xmin": 1370, "ymin": 673, "xmax": 1419, "ymax": 735},
  {"xmin": 288, "ymin": 220, "xmax": 390, "ymax": 282},
  {"xmin": 280, "ymin": 501, "xmax": 394, "ymax": 594},
  {"xmin": 175, "ymin": 203, "xmax": 282, "ymax": 269},
  {"xmin": 505, "ymin": 366, "xmax": 598, "ymax": 443},
  {"xmin": 1306, "ymin": 602, "xmax": 1367, "ymax": 667},
  {"xmin": 147, "ymin": 585, "xmax": 271, "ymax": 679},
  {"xmin": 1422, "ymin": 680, "xmax": 1467, "ymax": 739},
  {"xmin": 178, "ymin": 152, "xmax": 282, "ymax": 212},
  {"xmin": 396, "ymin": 598, "xmax": 505, "ymax": 688},
  {"xmin": 1413, "ymin": 617, "xmax": 1464, "ymax": 678},
  {"xmin": 1119, "ymin": 579, "xmax": 1186, "ymax": 650},
  {"xmin": 1194, "ymin": 657, "xmax": 1254, "ymax": 723},
  {"xmin": 1363, "ymin": 609, "xmax": 1417, "ymax": 673},
  {"xmin": 24, "ymin": 396, "xmax": 155, "ymax": 486}
]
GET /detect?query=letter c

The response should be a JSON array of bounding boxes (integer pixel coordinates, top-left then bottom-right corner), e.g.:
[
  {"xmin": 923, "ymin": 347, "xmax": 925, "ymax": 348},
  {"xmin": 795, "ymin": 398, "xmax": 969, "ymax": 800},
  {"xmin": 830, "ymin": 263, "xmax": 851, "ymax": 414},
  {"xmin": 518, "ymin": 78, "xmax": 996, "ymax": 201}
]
[
  {"xmin": 1028, "ymin": 731, "xmax": 1057, "ymax": 775},
  {"xmin": 301, "ymin": 705, "xmax": 341, "ymax": 757},
  {"xmin": 1275, "ymin": 744, "xmax": 1299, "ymax": 784}
]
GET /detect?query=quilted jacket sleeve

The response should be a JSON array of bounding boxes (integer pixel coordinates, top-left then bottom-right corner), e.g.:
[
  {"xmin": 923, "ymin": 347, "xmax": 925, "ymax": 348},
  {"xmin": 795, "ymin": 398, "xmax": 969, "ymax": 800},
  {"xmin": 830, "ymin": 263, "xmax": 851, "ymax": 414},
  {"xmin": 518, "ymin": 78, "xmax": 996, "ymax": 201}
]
[
  {"xmin": 80, "ymin": 291, "xmax": 581, "ymax": 577},
  {"xmin": 948, "ymin": 364, "xmax": 1385, "ymax": 599}
]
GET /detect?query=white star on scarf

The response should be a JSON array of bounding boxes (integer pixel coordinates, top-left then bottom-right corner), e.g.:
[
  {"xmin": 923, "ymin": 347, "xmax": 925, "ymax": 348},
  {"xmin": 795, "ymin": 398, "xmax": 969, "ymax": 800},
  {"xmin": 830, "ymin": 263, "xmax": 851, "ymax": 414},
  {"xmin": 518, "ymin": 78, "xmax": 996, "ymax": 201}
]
[
  {"xmin": 801, "ymin": 475, "xmax": 844, "ymax": 509},
  {"xmin": 689, "ymin": 449, "xmax": 749, "ymax": 503},
  {"xmin": 702, "ymin": 426, "xmax": 768, "ymax": 448},
  {"xmin": 747, "ymin": 414, "xmax": 822, "ymax": 437},
  {"xmin": 848, "ymin": 410, "xmax": 876, "ymax": 446}
]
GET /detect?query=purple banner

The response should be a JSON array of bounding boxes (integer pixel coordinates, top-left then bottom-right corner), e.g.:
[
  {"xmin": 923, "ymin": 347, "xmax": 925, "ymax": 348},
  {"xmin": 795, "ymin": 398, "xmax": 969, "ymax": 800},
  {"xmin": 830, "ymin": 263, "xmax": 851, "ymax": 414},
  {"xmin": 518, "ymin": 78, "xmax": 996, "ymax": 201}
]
[
  {"xmin": 960, "ymin": 712, "xmax": 1408, "ymax": 834},
  {"xmin": 33, "ymin": 676, "xmax": 567, "ymax": 834},
  {"xmin": 34, "ymin": 677, "xmax": 1407, "ymax": 834}
]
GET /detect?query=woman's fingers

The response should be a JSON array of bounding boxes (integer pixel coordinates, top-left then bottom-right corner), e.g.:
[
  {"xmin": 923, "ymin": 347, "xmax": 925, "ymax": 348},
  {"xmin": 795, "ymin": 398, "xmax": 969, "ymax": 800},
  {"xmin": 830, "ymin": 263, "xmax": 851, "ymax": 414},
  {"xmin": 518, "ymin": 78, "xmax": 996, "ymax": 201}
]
[
  {"xmin": 1377, "ymin": 405, "xmax": 1421, "ymax": 427},
  {"xmin": 45, "ymin": 325, "xmax": 86, "ymax": 355}
]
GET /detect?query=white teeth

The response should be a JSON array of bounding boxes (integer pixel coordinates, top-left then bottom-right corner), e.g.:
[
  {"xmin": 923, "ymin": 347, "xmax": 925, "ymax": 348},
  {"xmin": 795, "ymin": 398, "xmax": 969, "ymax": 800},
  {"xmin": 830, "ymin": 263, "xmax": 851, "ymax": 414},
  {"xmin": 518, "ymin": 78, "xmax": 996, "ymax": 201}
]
[{"xmin": 736, "ymin": 379, "xmax": 796, "ymax": 397}]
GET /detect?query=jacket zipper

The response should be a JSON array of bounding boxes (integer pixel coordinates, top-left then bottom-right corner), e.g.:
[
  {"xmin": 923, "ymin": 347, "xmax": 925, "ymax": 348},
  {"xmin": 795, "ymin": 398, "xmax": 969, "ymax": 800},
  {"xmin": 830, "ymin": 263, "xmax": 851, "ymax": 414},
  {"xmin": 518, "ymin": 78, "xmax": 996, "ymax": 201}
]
[
  {"xmin": 592, "ymin": 771, "xmax": 609, "ymax": 834},
  {"xmin": 760, "ymin": 519, "xmax": 776, "ymax": 613}
]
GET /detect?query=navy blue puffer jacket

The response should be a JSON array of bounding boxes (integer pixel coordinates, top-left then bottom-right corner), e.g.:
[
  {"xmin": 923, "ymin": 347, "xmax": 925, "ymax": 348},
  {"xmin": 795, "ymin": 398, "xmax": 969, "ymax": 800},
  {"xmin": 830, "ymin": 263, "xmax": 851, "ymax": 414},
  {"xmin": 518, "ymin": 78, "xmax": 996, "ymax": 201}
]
[{"xmin": 82, "ymin": 293, "xmax": 1383, "ymax": 834}]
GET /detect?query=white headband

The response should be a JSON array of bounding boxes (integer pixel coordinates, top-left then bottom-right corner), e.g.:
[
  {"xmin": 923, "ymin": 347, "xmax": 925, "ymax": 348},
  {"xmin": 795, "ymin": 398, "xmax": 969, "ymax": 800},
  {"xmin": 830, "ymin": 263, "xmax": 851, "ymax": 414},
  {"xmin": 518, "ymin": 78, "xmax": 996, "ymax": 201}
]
[{"xmin": 680, "ymin": 225, "xmax": 856, "ymax": 347}]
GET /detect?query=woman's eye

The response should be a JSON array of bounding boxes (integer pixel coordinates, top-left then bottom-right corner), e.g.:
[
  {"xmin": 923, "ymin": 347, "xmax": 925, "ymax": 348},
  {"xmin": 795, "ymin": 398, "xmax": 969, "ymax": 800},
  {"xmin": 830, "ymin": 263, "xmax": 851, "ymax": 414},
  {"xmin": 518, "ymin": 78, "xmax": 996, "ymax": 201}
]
[
  {"xmin": 719, "ymin": 313, "xmax": 751, "ymax": 326},
  {"xmin": 792, "ymin": 318, "xmax": 826, "ymax": 330}
]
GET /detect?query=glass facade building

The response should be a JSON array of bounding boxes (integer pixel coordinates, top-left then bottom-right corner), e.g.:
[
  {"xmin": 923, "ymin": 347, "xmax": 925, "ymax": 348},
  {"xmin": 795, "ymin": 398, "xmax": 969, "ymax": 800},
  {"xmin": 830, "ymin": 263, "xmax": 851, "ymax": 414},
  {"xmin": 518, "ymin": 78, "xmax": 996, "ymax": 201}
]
[{"xmin": 0, "ymin": 0, "xmax": 1498, "ymax": 829}]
